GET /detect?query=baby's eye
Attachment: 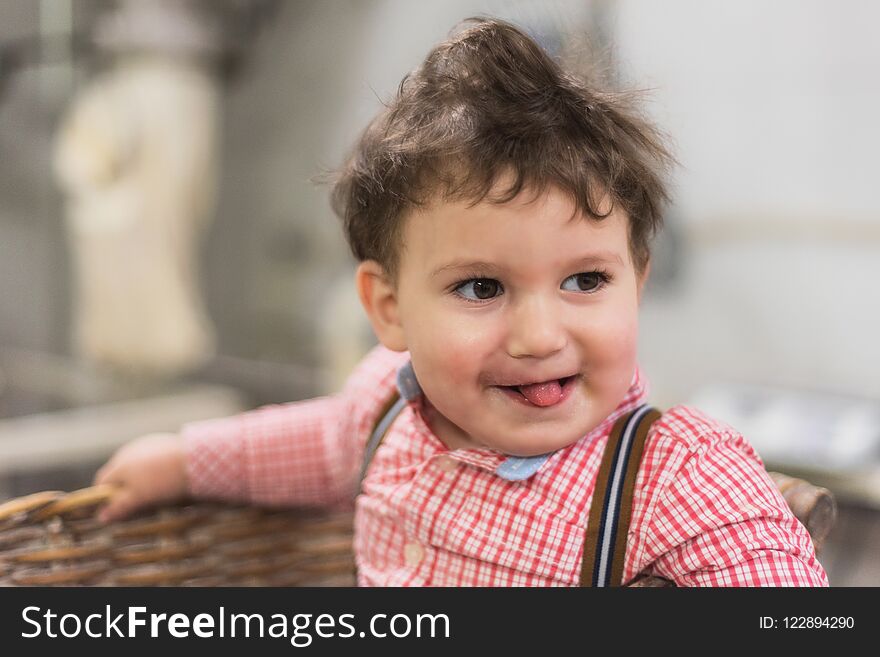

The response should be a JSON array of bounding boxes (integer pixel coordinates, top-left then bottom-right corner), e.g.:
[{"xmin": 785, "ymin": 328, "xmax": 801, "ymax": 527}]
[
  {"xmin": 454, "ymin": 278, "xmax": 502, "ymax": 301},
  {"xmin": 561, "ymin": 271, "xmax": 608, "ymax": 293}
]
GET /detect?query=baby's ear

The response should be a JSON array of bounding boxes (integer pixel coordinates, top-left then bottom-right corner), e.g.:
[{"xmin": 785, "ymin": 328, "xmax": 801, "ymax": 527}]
[{"xmin": 355, "ymin": 261, "xmax": 407, "ymax": 352}]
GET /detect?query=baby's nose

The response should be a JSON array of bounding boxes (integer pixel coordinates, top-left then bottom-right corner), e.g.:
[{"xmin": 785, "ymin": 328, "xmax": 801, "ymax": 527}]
[{"xmin": 505, "ymin": 297, "xmax": 567, "ymax": 359}]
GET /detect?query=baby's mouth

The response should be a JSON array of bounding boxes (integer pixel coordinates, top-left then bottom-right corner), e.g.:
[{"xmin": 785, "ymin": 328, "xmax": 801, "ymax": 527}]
[{"xmin": 499, "ymin": 375, "xmax": 577, "ymax": 407}]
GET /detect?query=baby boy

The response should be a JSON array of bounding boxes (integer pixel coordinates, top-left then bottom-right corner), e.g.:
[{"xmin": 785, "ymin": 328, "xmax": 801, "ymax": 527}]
[{"xmin": 96, "ymin": 18, "xmax": 828, "ymax": 587}]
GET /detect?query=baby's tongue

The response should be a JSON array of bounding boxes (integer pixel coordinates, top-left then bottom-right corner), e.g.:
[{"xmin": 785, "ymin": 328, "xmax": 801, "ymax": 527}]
[{"xmin": 517, "ymin": 380, "xmax": 563, "ymax": 407}]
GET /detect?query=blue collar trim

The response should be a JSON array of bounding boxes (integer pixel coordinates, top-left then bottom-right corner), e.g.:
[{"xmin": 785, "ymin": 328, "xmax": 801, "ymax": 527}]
[{"xmin": 494, "ymin": 453, "xmax": 553, "ymax": 481}]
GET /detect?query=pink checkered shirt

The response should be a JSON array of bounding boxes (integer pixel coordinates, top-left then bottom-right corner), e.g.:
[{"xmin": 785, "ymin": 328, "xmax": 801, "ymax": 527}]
[{"xmin": 182, "ymin": 345, "xmax": 829, "ymax": 587}]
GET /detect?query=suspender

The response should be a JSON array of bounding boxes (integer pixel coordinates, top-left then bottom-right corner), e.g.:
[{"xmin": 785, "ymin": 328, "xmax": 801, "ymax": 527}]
[
  {"xmin": 358, "ymin": 391, "xmax": 406, "ymax": 491},
  {"xmin": 580, "ymin": 404, "xmax": 661, "ymax": 586},
  {"xmin": 359, "ymin": 393, "xmax": 660, "ymax": 587}
]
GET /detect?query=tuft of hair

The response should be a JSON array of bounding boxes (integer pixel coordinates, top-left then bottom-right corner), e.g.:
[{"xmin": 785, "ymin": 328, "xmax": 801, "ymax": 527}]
[{"xmin": 331, "ymin": 16, "xmax": 674, "ymax": 280}]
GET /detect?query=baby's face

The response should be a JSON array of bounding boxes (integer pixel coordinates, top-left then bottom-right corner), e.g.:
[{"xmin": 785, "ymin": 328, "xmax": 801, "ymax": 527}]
[{"xmin": 391, "ymin": 186, "xmax": 646, "ymax": 456}]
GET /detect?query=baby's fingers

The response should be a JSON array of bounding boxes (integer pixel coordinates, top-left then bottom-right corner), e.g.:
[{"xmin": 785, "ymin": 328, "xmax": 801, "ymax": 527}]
[
  {"xmin": 93, "ymin": 450, "xmax": 129, "ymax": 486},
  {"xmin": 93, "ymin": 462, "xmax": 114, "ymax": 487},
  {"xmin": 97, "ymin": 489, "xmax": 137, "ymax": 524}
]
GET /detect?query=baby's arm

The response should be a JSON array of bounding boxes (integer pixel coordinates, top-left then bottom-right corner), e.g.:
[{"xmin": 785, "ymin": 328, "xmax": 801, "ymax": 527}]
[
  {"xmin": 93, "ymin": 396, "xmax": 353, "ymax": 522},
  {"xmin": 94, "ymin": 345, "xmax": 407, "ymax": 521},
  {"xmin": 180, "ymin": 395, "xmax": 358, "ymax": 509},
  {"xmin": 627, "ymin": 407, "xmax": 829, "ymax": 587}
]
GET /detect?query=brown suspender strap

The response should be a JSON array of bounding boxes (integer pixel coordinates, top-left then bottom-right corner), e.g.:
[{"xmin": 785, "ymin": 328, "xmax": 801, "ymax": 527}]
[
  {"xmin": 359, "ymin": 391, "xmax": 403, "ymax": 491},
  {"xmin": 580, "ymin": 405, "xmax": 662, "ymax": 587},
  {"xmin": 353, "ymin": 390, "xmax": 404, "ymax": 583}
]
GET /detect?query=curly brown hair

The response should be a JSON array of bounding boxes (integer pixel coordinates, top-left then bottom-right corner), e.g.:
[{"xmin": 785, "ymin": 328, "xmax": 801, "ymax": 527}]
[{"xmin": 331, "ymin": 17, "xmax": 673, "ymax": 281}]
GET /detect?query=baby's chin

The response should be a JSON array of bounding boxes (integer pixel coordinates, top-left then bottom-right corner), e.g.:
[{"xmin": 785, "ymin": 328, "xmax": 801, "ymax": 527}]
[{"xmin": 478, "ymin": 426, "xmax": 590, "ymax": 457}]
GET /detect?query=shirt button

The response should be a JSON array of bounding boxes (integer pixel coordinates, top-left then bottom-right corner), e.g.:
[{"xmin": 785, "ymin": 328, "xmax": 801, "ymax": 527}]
[
  {"xmin": 436, "ymin": 456, "xmax": 458, "ymax": 472},
  {"xmin": 404, "ymin": 542, "xmax": 425, "ymax": 566}
]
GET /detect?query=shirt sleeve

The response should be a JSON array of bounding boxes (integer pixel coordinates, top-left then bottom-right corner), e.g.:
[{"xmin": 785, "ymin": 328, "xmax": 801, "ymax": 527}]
[
  {"xmin": 180, "ymin": 344, "xmax": 407, "ymax": 508},
  {"xmin": 631, "ymin": 407, "xmax": 829, "ymax": 587}
]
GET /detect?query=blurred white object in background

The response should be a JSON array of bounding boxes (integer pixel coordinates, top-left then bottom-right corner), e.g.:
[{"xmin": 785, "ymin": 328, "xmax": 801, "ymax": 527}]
[
  {"xmin": 688, "ymin": 382, "xmax": 880, "ymax": 506},
  {"xmin": 52, "ymin": 0, "xmax": 221, "ymax": 379}
]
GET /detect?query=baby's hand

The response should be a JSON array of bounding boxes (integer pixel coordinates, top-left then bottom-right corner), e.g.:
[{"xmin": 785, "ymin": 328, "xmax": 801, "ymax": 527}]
[{"xmin": 92, "ymin": 432, "xmax": 188, "ymax": 523}]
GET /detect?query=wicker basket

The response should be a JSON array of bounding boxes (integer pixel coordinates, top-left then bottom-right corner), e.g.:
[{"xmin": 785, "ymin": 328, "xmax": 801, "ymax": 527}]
[{"xmin": 0, "ymin": 472, "xmax": 835, "ymax": 587}]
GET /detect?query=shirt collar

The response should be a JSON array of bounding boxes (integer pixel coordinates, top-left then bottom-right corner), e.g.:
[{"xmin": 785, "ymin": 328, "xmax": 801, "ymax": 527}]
[{"xmin": 395, "ymin": 360, "xmax": 649, "ymax": 481}]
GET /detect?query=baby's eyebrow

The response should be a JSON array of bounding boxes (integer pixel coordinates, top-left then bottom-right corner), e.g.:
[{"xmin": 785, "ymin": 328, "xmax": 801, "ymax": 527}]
[
  {"xmin": 430, "ymin": 252, "xmax": 625, "ymax": 278},
  {"xmin": 570, "ymin": 251, "xmax": 625, "ymax": 268},
  {"xmin": 430, "ymin": 260, "xmax": 499, "ymax": 278}
]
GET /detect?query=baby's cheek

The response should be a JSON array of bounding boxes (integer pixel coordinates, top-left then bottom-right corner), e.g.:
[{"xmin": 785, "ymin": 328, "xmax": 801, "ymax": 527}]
[
  {"xmin": 438, "ymin": 348, "xmax": 478, "ymax": 386},
  {"xmin": 586, "ymin": 314, "xmax": 639, "ymax": 362},
  {"xmin": 425, "ymin": 318, "xmax": 492, "ymax": 374},
  {"xmin": 615, "ymin": 320, "xmax": 640, "ymax": 359},
  {"xmin": 411, "ymin": 326, "xmax": 478, "ymax": 388}
]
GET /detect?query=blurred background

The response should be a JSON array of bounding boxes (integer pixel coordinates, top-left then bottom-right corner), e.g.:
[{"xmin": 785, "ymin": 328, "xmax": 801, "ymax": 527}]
[{"xmin": 0, "ymin": 0, "xmax": 877, "ymax": 584}]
